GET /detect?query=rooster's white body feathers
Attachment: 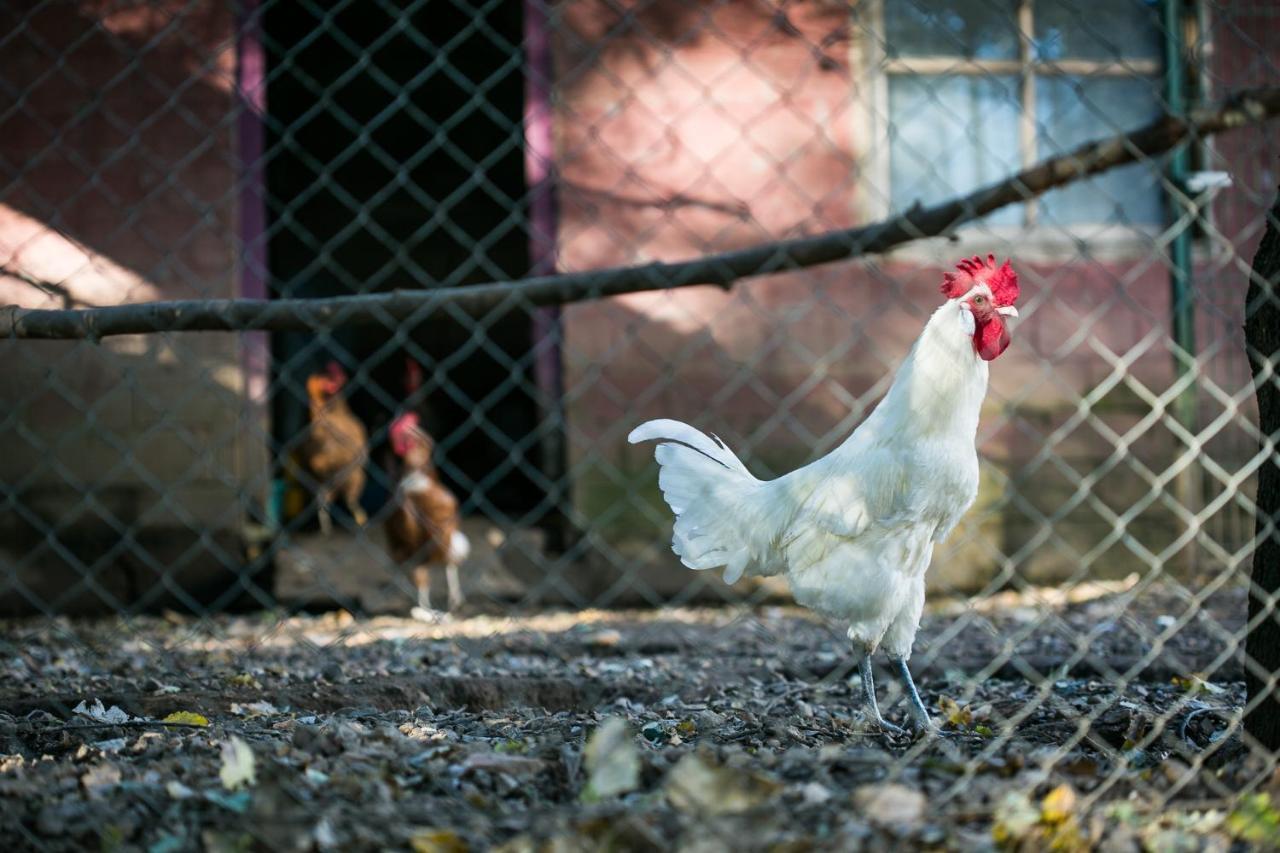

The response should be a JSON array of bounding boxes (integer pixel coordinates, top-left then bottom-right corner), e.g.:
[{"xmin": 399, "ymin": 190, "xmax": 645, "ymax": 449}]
[{"xmin": 629, "ymin": 299, "xmax": 991, "ymax": 658}]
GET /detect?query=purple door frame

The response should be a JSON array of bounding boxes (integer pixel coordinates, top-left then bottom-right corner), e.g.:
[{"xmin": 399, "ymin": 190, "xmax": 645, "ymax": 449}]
[
  {"xmin": 524, "ymin": 0, "xmax": 570, "ymax": 546},
  {"xmin": 236, "ymin": 0, "xmax": 273, "ymax": 524}
]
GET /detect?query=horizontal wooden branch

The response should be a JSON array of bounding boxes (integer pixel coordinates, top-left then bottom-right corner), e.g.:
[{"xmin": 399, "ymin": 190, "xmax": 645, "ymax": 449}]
[{"xmin": 3, "ymin": 86, "xmax": 1278, "ymax": 340}]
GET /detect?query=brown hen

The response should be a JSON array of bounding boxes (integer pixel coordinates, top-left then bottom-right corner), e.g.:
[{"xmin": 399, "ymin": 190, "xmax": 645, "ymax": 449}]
[{"xmin": 300, "ymin": 362, "xmax": 368, "ymax": 535}]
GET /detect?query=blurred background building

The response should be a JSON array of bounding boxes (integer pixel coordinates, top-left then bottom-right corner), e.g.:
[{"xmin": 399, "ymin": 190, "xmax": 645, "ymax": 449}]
[{"xmin": 1, "ymin": 0, "xmax": 1277, "ymax": 614}]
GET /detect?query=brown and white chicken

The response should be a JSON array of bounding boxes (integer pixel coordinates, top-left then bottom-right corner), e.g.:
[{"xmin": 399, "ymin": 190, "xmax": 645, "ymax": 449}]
[
  {"xmin": 385, "ymin": 411, "xmax": 469, "ymax": 619},
  {"xmin": 300, "ymin": 362, "xmax": 368, "ymax": 535}
]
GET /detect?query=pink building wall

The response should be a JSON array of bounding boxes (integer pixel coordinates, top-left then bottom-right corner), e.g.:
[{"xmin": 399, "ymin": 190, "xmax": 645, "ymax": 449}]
[
  {"xmin": 0, "ymin": 0, "xmax": 1274, "ymax": 610},
  {"xmin": 0, "ymin": 1, "xmax": 263, "ymax": 612},
  {"xmin": 552, "ymin": 0, "xmax": 1280, "ymax": 591}
]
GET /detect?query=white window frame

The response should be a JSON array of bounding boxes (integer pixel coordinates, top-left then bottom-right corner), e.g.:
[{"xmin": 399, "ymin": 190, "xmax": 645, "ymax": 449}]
[{"xmin": 851, "ymin": 0, "xmax": 1180, "ymax": 262}]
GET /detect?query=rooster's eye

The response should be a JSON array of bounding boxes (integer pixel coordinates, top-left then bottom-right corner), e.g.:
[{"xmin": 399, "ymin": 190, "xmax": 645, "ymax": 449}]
[{"xmin": 974, "ymin": 295, "xmax": 987, "ymax": 305}]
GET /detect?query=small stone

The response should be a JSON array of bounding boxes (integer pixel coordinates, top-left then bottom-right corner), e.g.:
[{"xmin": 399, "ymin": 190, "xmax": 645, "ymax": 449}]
[
  {"xmin": 292, "ymin": 724, "xmax": 322, "ymax": 750},
  {"xmin": 640, "ymin": 721, "xmax": 665, "ymax": 743},
  {"xmin": 697, "ymin": 710, "xmax": 727, "ymax": 730}
]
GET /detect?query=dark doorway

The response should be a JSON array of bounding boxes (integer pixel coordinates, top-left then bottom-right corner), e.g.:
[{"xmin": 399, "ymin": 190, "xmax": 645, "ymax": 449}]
[{"xmin": 263, "ymin": 0, "xmax": 552, "ymax": 528}]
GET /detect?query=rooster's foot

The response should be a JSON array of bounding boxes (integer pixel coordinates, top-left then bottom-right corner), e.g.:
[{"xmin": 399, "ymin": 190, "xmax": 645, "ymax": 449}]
[
  {"xmin": 890, "ymin": 656, "xmax": 940, "ymax": 738},
  {"xmin": 905, "ymin": 716, "xmax": 942, "ymax": 739},
  {"xmin": 870, "ymin": 715, "xmax": 907, "ymax": 736},
  {"xmin": 410, "ymin": 606, "xmax": 446, "ymax": 623}
]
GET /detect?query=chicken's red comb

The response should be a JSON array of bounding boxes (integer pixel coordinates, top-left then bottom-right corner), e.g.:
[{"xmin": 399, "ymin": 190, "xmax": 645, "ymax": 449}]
[
  {"xmin": 325, "ymin": 361, "xmax": 348, "ymax": 386},
  {"xmin": 389, "ymin": 412, "xmax": 421, "ymax": 456},
  {"xmin": 940, "ymin": 254, "xmax": 1020, "ymax": 307}
]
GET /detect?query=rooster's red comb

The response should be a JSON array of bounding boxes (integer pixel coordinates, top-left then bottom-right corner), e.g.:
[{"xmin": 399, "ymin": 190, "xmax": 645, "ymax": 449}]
[
  {"xmin": 325, "ymin": 361, "xmax": 348, "ymax": 385},
  {"xmin": 389, "ymin": 412, "xmax": 421, "ymax": 457},
  {"xmin": 940, "ymin": 254, "xmax": 1019, "ymax": 307}
]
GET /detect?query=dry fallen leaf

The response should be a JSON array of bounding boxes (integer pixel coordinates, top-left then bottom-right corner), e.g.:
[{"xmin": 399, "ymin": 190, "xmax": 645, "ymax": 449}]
[
  {"xmin": 73, "ymin": 699, "xmax": 132, "ymax": 725},
  {"xmin": 80, "ymin": 762, "xmax": 122, "ymax": 799},
  {"xmin": 1227, "ymin": 793, "xmax": 1280, "ymax": 843},
  {"xmin": 994, "ymin": 785, "xmax": 1088, "ymax": 852},
  {"xmin": 801, "ymin": 781, "xmax": 832, "ymax": 805},
  {"xmin": 219, "ymin": 736, "xmax": 256, "ymax": 790},
  {"xmin": 165, "ymin": 780, "xmax": 196, "ymax": 800},
  {"xmin": 992, "ymin": 790, "xmax": 1040, "ymax": 847},
  {"xmin": 665, "ymin": 752, "xmax": 780, "ymax": 816},
  {"xmin": 586, "ymin": 629, "xmax": 622, "ymax": 648},
  {"xmin": 409, "ymin": 828, "xmax": 468, "ymax": 853},
  {"xmin": 459, "ymin": 752, "xmax": 547, "ymax": 778},
  {"xmin": 162, "ymin": 711, "xmax": 209, "ymax": 727},
  {"xmin": 1171, "ymin": 674, "xmax": 1226, "ymax": 696},
  {"xmin": 853, "ymin": 783, "xmax": 926, "ymax": 828},
  {"xmin": 581, "ymin": 717, "xmax": 640, "ymax": 801},
  {"xmin": 938, "ymin": 696, "xmax": 973, "ymax": 729},
  {"xmin": 314, "ymin": 816, "xmax": 339, "ymax": 850},
  {"xmin": 1040, "ymin": 784, "xmax": 1077, "ymax": 824}
]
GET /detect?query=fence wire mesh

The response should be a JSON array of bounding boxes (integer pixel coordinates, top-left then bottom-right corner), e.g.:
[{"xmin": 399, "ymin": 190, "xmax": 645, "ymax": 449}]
[{"xmin": 2, "ymin": 0, "xmax": 1280, "ymax": 849}]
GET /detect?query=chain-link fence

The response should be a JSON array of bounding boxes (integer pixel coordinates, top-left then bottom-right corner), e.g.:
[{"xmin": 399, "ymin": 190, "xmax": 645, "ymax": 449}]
[{"xmin": 2, "ymin": 0, "xmax": 1280, "ymax": 849}]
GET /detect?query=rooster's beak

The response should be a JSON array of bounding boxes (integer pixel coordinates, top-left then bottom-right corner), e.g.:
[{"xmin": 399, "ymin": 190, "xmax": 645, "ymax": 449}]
[{"xmin": 997, "ymin": 306, "xmax": 1019, "ymax": 318}]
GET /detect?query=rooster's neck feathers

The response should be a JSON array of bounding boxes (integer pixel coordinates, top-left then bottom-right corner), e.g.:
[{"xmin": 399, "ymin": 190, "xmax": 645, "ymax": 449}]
[{"xmin": 837, "ymin": 301, "xmax": 987, "ymax": 451}]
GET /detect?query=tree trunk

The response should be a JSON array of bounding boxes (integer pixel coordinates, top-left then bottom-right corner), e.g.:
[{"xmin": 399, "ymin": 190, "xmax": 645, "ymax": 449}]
[{"xmin": 1245, "ymin": 187, "xmax": 1280, "ymax": 752}]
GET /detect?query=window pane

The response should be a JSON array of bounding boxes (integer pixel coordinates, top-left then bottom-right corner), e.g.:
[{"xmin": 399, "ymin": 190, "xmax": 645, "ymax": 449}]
[
  {"xmin": 1033, "ymin": 0, "xmax": 1163, "ymax": 62},
  {"xmin": 1036, "ymin": 76, "xmax": 1164, "ymax": 225},
  {"xmin": 888, "ymin": 75, "xmax": 1022, "ymax": 226},
  {"xmin": 884, "ymin": 0, "xmax": 1020, "ymax": 60}
]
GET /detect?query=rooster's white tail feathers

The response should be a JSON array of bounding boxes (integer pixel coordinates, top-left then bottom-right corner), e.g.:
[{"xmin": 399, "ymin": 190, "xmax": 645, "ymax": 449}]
[{"xmin": 628, "ymin": 419, "xmax": 776, "ymax": 584}]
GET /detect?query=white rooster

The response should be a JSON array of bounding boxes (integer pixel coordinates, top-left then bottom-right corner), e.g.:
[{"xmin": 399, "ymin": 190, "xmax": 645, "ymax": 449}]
[{"xmin": 630, "ymin": 255, "xmax": 1020, "ymax": 733}]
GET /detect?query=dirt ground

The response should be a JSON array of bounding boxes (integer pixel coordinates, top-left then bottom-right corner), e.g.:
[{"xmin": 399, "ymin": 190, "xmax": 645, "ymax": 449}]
[{"xmin": 1, "ymin": 582, "xmax": 1276, "ymax": 852}]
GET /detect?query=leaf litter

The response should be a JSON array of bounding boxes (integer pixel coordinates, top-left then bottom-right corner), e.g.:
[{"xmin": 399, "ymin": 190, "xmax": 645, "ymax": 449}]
[{"xmin": 0, "ymin": 583, "xmax": 1271, "ymax": 851}]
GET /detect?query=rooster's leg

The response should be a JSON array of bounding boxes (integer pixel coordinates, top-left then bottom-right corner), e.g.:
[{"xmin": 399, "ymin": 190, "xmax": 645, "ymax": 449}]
[
  {"xmin": 411, "ymin": 566, "xmax": 434, "ymax": 616},
  {"xmin": 889, "ymin": 656, "xmax": 935, "ymax": 733},
  {"xmin": 852, "ymin": 649, "xmax": 905, "ymax": 735},
  {"xmin": 317, "ymin": 500, "xmax": 333, "ymax": 537},
  {"xmin": 415, "ymin": 567, "xmax": 431, "ymax": 610},
  {"xmin": 345, "ymin": 475, "xmax": 367, "ymax": 527},
  {"xmin": 446, "ymin": 564, "xmax": 464, "ymax": 611}
]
